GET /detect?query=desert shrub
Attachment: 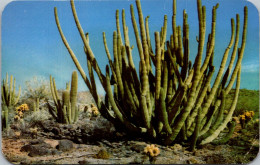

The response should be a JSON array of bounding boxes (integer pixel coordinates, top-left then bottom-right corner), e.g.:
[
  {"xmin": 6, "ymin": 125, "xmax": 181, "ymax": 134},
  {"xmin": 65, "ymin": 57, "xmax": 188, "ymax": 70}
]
[
  {"xmin": 23, "ymin": 109, "xmax": 52, "ymax": 124},
  {"xmin": 23, "ymin": 76, "xmax": 51, "ymax": 100}
]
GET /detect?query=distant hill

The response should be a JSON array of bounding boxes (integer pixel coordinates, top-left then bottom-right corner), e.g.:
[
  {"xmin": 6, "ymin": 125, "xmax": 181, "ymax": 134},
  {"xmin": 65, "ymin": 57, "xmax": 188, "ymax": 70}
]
[{"xmin": 225, "ymin": 89, "xmax": 259, "ymax": 117}]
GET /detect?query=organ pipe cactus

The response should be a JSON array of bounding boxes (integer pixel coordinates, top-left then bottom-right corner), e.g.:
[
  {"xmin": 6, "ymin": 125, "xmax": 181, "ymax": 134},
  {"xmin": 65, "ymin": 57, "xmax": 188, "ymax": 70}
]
[
  {"xmin": 54, "ymin": 0, "xmax": 248, "ymax": 148},
  {"xmin": 47, "ymin": 71, "xmax": 79, "ymax": 124},
  {"xmin": 1, "ymin": 73, "xmax": 21, "ymax": 107},
  {"xmin": 1, "ymin": 73, "xmax": 21, "ymax": 130}
]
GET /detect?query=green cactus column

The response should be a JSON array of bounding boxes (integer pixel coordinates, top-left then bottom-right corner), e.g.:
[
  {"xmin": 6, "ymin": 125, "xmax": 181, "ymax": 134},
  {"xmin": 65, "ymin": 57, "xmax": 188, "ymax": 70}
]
[{"xmin": 48, "ymin": 71, "xmax": 79, "ymax": 124}]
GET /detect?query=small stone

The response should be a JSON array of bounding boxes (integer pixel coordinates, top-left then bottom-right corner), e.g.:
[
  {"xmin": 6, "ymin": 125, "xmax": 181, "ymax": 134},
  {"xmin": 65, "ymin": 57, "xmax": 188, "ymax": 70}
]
[
  {"xmin": 56, "ymin": 140, "xmax": 74, "ymax": 151},
  {"xmin": 79, "ymin": 160, "xmax": 89, "ymax": 164},
  {"xmin": 130, "ymin": 144, "xmax": 146, "ymax": 153}
]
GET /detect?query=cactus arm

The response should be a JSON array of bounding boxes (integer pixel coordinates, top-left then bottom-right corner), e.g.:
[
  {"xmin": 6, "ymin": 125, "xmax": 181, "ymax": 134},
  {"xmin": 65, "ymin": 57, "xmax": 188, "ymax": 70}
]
[
  {"xmin": 62, "ymin": 90, "xmax": 70, "ymax": 115},
  {"xmin": 162, "ymin": 61, "xmax": 168, "ymax": 100},
  {"xmin": 200, "ymin": 67, "xmax": 241, "ymax": 145},
  {"xmin": 54, "ymin": 7, "xmax": 92, "ymax": 92},
  {"xmin": 200, "ymin": 4, "xmax": 218, "ymax": 74},
  {"xmin": 166, "ymin": 61, "xmax": 174, "ymax": 104},
  {"xmin": 161, "ymin": 15, "xmax": 167, "ymax": 49},
  {"xmin": 187, "ymin": 67, "xmax": 215, "ymax": 129},
  {"xmin": 87, "ymin": 57, "xmax": 101, "ymax": 108},
  {"xmin": 212, "ymin": 121, "xmax": 236, "ymax": 145},
  {"xmin": 36, "ymin": 98, "xmax": 39, "ymax": 111},
  {"xmin": 117, "ymin": 35, "xmax": 123, "ymax": 75},
  {"xmin": 222, "ymin": 15, "xmax": 240, "ymax": 87},
  {"xmin": 159, "ymin": 88, "xmax": 172, "ymax": 134},
  {"xmin": 145, "ymin": 16, "xmax": 152, "ymax": 53},
  {"xmin": 103, "ymin": 32, "xmax": 118, "ymax": 84},
  {"xmin": 52, "ymin": 78, "xmax": 61, "ymax": 107},
  {"xmin": 172, "ymin": 0, "xmax": 178, "ymax": 49},
  {"xmin": 136, "ymin": 0, "xmax": 150, "ymax": 71},
  {"xmin": 49, "ymin": 76, "xmax": 59, "ymax": 108},
  {"xmin": 209, "ymin": 91, "xmax": 226, "ymax": 131},
  {"xmin": 116, "ymin": 10, "xmax": 123, "ymax": 45},
  {"xmin": 8, "ymin": 75, "xmax": 13, "ymax": 106},
  {"xmin": 3, "ymin": 105, "xmax": 9, "ymax": 129},
  {"xmin": 74, "ymin": 105, "xmax": 79, "ymax": 123},
  {"xmin": 113, "ymin": 31, "xmax": 125, "ymax": 98},
  {"xmin": 122, "ymin": 9, "xmax": 137, "ymax": 76},
  {"xmin": 139, "ymin": 60, "xmax": 151, "ymax": 128},
  {"xmin": 70, "ymin": 0, "xmax": 105, "ymax": 87},
  {"xmin": 14, "ymin": 86, "xmax": 21, "ymax": 106},
  {"xmin": 199, "ymin": 14, "xmax": 235, "ymax": 121},
  {"xmin": 2, "ymin": 85, "xmax": 6, "ymax": 105},
  {"xmin": 63, "ymin": 106, "xmax": 69, "ymax": 124},
  {"xmin": 198, "ymin": 100, "xmax": 220, "ymax": 136},
  {"xmin": 11, "ymin": 78, "xmax": 15, "ymax": 105},
  {"xmin": 105, "ymin": 65, "xmax": 143, "ymax": 133},
  {"xmin": 199, "ymin": 90, "xmax": 226, "ymax": 139},
  {"xmin": 190, "ymin": 107, "xmax": 202, "ymax": 151},
  {"xmin": 181, "ymin": 10, "xmax": 189, "ymax": 81},
  {"xmin": 84, "ymin": 34, "xmax": 101, "ymax": 108},
  {"xmin": 130, "ymin": 4, "xmax": 144, "ymax": 61},
  {"xmin": 68, "ymin": 102, "xmax": 72, "ymax": 124},
  {"xmin": 168, "ymin": 85, "xmax": 187, "ymax": 125},
  {"xmin": 226, "ymin": 7, "xmax": 248, "ymax": 94},
  {"xmin": 177, "ymin": 26, "xmax": 184, "ymax": 66},
  {"xmin": 155, "ymin": 32, "xmax": 162, "ymax": 102},
  {"xmin": 166, "ymin": 42, "xmax": 183, "ymax": 84},
  {"xmin": 70, "ymin": 71, "xmax": 78, "ymax": 122}
]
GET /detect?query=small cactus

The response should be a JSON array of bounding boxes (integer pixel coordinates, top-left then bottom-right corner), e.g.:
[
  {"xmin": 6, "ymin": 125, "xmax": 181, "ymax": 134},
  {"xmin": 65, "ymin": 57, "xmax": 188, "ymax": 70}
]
[
  {"xmin": 33, "ymin": 98, "xmax": 40, "ymax": 112},
  {"xmin": 48, "ymin": 71, "xmax": 79, "ymax": 124},
  {"xmin": 1, "ymin": 73, "xmax": 21, "ymax": 107}
]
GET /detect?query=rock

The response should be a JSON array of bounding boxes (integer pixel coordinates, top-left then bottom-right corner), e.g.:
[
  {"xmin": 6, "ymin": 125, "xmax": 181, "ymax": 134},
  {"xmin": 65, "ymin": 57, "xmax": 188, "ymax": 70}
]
[
  {"xmin": 20, "ymin": 138, "xmax": 64, "ymax": 157},
  {"xmin": 51, "ymin": 127, "xmax": 61, "ymax": 134},
  {"xmin": 29, "ymin": 139, "xmax": 44, "ymax": 145},
  {"xmin": 130, "ymin": 155, "xmax": 150, "ymax": 164},
  {"xmin": 79, "ymin": 160, "xmax": 90, "ymax": 164},
  {"xmin": 130, "ymin": 144, "xmax": 146, "ymax": 153},
  {"xmin": 28, "ymin": 146, "xmax": 52, "ymax": 157},
  {"xmin": 44, "ymin": 139, "xmax": 59, "ymax": 148},
  {"xmin": 56, "ymin": 140, "xmax": 74, "ymax": 151}
]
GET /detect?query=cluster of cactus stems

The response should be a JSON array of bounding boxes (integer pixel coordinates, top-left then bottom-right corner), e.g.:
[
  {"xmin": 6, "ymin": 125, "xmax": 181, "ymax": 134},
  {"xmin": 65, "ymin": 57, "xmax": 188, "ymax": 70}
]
[
  {"xmin": 54, "ymin": 0, "xmax": 247, "ymax": 148},
  {"xmin": 47, "ymin": 71, "xmax": 79, "ymax": 124},
  {"xmin": 1, "ymin": 73, "xmax": 21, "ymax": 129}
]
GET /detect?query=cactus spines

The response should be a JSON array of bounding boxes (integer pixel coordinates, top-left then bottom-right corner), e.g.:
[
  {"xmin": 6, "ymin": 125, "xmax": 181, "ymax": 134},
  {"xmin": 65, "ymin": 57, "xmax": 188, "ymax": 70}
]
[{"xmin": 54, "ymin": 0, "xmax": 248, "ymax": 147}]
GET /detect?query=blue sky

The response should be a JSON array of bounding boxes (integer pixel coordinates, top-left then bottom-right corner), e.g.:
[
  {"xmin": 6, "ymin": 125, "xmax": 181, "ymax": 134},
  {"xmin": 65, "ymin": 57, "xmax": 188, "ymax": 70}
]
[{"xmin": 1, "ymin": 0, "xmax": 259, "ymax": 95}]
